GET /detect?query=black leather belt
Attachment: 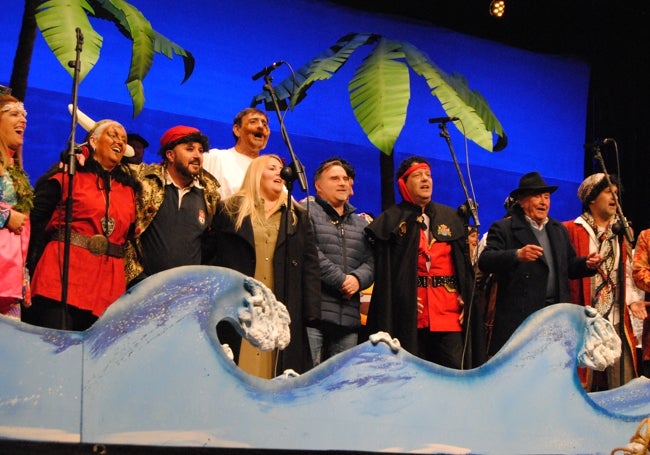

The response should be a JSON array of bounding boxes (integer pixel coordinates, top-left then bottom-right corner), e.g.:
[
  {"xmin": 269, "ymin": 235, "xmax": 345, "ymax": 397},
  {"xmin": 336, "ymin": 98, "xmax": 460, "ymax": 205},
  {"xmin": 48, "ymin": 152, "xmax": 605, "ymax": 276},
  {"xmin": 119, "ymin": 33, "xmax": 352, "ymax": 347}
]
[
  {"xmin": 51, "ymin": 230, "xmax": 124, "ymax": 258},
  {"xmin": 417, "ymin": 275, "xmax": 457, "ymax": 291}
]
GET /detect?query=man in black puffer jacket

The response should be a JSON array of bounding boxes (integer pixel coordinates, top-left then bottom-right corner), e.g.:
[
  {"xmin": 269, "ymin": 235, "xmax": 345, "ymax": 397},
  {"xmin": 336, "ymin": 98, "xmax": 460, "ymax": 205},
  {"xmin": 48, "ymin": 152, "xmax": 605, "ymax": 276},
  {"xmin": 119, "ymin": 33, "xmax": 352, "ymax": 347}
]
[{"xmin": 303, "ymin": 158, "xmax": 374, "ymax": 366}]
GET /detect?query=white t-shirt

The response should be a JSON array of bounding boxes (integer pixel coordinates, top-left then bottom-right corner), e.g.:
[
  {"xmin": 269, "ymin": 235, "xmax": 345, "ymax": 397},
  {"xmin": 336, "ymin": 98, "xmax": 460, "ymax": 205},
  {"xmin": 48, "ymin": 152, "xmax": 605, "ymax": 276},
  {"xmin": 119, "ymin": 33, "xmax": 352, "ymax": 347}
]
[{"xmin": 203, "ymin": 147, "xmax": 253, "ymax": 199}]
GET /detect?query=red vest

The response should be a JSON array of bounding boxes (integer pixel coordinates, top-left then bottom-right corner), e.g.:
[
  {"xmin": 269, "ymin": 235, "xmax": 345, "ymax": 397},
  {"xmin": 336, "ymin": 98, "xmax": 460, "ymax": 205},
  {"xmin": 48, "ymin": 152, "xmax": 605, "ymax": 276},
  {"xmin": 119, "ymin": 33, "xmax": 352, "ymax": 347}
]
[{"xmin": 416, "ymin": 228, "xmax": 462, "ymax": 332}]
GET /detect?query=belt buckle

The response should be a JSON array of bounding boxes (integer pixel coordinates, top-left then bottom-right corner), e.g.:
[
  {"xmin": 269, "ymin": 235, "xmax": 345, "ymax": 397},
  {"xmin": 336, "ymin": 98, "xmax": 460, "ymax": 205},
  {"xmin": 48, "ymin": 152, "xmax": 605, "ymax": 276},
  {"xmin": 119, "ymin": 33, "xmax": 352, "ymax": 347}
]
[
  {"xmin": 443, "ymin": 282, "xmax": 457, "ymax": 293},
  {"xmin": 87, "ymin": 235, "xmax": 109, "ymax": 256}
]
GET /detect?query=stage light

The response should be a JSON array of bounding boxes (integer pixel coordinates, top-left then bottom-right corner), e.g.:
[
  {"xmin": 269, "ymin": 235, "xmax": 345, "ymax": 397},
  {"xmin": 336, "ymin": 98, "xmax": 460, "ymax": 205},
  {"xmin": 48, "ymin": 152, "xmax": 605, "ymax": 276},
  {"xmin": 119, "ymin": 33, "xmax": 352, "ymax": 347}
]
[{"xmin": 489, "ymin": 0, "xmax": 506, "ymax": 17}]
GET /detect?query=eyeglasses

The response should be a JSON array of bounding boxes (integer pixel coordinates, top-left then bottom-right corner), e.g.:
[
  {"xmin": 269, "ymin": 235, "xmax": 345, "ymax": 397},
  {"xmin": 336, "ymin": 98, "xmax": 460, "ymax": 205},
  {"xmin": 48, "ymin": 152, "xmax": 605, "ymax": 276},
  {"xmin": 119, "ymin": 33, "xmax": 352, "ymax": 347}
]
[{"xmin": 0, "ymin": 85, "xmax": 12, "ymax": 95}]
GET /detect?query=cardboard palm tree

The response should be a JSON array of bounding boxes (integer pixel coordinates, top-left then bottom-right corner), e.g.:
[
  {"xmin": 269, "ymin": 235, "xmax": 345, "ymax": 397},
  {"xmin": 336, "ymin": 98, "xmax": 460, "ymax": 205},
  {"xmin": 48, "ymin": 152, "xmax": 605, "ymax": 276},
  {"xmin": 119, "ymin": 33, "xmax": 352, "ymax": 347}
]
[
  {"xmin": 252, "ymin": 33, "xmax": 508, "ymax": 209},
  {"xmin": 9, "ymin": 0, "xmax": 194, "ymax": 116}
]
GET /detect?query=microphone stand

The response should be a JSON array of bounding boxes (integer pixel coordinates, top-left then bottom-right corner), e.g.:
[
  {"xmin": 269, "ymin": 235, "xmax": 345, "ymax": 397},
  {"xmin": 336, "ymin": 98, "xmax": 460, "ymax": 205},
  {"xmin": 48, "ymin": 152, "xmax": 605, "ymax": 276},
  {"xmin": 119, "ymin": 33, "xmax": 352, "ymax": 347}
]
[
  {"xmin": 593, "ymin": 143, "xmax": 633, "ymax": 244},
  {"xmin": 261, "ymin": 72, "xmax": 308, "ymax": 193},
  {"xmin": 260, "ymin": 70, "xmax": 309, "ymax": 374},
  {"xmin": 593, "ymin": 140, "xmax": 632, "ymax": 382},
  {"xmin": 60, "ymin": 28, "xmax": 84, "ymax": 329},
  {"xmin": 435, "ymin": 121, "xmax": 480, "ymax": 230},
  {"xmin": 433, "ymin": 119, "xmax": 481, "ymax": 369}
]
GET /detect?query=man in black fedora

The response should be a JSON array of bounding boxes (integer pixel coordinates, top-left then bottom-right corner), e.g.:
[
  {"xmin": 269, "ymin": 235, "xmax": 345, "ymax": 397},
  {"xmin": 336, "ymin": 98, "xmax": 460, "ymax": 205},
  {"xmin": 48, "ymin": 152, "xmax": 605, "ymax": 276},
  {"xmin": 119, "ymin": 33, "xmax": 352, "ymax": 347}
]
[
  {"xmin": 123, "ymin": 132, "xmax": 149, "ymax": 165},
  {"xmin": 478, "ymin": 171, "xmax": 602, "ymax": 356}
]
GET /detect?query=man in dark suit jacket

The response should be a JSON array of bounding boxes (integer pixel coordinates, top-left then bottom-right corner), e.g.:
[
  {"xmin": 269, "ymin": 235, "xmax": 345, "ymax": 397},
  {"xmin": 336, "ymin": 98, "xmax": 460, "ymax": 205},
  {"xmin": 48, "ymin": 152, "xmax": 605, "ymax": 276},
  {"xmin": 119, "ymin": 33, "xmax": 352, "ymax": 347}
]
[{"xmin": 478, "ymin": 171, "xmax": 602, "ymax": 356}]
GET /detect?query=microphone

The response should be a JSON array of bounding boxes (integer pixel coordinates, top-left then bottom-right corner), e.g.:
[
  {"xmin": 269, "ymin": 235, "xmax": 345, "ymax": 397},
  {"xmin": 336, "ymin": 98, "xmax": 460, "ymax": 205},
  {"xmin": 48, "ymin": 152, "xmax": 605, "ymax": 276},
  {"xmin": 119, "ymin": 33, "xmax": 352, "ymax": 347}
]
[
  {"xmin": 429, "ymin": 116, "xmax": 459, "ymax": 124},
  {"xmin": 73, "ymin": 142, "xmax": 88, "ymax": 153},
  {"xmin": 60, "ymin": 142, "xmax": 89, "ymax": 163},
  {"xmin": 584, "ymin": 138, "xmax": 615, "ymax": 152},
  {"xmin": 252, "ymin": 61, "xmax": 284, "ymax": 81}
]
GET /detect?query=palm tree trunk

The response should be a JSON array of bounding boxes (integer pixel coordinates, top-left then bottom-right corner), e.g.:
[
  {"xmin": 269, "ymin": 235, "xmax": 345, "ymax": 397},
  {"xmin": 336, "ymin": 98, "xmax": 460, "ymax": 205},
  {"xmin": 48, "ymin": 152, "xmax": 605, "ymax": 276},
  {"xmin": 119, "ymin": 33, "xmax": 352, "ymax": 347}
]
[
  {"xmin": 9, "ymin": 0, "xmax": 39, "ymax": 101},
  {"xmin": 380, "ymin": 151, "xmax": 395, "ymax": 211}
]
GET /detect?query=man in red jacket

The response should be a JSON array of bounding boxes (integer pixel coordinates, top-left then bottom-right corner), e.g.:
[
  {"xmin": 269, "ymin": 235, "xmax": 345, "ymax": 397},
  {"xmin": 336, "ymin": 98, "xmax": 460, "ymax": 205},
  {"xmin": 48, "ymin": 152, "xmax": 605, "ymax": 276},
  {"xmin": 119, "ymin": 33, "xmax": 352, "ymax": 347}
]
[{"xmin": 564, "ymin": 173, "xmax": 647, "ymax": 390}]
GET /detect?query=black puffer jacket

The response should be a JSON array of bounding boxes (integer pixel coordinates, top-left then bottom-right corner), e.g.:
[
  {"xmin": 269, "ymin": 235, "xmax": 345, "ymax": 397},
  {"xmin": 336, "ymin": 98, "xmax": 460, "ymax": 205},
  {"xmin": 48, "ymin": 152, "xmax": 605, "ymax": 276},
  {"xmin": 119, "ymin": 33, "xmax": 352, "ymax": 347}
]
[{"xmin": 306, "ymin": 196, "xmax": 374, "ymax": 329}]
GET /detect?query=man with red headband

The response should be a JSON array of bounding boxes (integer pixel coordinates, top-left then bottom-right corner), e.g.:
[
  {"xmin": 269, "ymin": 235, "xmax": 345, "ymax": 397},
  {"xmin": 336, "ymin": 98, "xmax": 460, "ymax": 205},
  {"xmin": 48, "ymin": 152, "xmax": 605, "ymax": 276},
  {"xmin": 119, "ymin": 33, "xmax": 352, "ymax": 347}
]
[
  {"xmin": 365, "ymin": 156, "xmax": 486, "ymax": 369},
  {"xmin": 124, "ymin": 125, "xmax": 220, "ymax": 287}
]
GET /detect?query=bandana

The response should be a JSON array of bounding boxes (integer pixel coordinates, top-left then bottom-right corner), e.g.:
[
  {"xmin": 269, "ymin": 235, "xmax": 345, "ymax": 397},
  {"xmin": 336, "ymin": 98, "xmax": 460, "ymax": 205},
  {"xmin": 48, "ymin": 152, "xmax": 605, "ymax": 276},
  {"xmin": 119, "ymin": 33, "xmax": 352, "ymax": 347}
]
[
  {"xmin": 577, "ymin": 173, "xmax": 613, "ymax": 204},
  {"xmin": 581, "ymin": 212, "xmax": 617, "ymax": 317},
  {"xmin": 398, "ymin": 162, "xmax": 430, "ymax": 204}
]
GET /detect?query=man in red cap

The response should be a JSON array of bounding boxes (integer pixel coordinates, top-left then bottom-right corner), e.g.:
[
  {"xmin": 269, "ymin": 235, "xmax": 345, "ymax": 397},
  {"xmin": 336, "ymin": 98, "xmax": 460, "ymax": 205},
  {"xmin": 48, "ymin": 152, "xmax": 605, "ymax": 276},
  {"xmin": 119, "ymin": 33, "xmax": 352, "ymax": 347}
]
[
  {"xmin": 479, "ymin": 171, "xmax": 602, "ymax": 357},
  {"xmin": 364, "ymin": 156, "xmax": 486, "ymax": 369},
  {"xmin": 124, "ymin": 125, "xmax": 220, "ymax": 286}
]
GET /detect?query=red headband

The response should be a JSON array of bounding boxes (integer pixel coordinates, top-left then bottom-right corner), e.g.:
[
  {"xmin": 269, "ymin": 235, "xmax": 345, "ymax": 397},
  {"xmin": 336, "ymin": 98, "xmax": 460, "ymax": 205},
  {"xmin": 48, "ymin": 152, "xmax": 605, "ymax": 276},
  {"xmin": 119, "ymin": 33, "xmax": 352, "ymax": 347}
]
[{"xmin": 398, "ymin": 163, "xmax": 430, "ymax": 203}]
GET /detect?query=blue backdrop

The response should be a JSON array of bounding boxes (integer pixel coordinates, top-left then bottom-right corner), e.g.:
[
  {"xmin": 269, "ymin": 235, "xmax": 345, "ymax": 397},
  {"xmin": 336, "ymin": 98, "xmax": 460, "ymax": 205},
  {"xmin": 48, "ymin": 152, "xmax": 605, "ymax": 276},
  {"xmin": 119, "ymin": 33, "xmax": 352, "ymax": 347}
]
[{"xmin": 0, "ymin": 0, "xmax": 590, "ymax": 230}]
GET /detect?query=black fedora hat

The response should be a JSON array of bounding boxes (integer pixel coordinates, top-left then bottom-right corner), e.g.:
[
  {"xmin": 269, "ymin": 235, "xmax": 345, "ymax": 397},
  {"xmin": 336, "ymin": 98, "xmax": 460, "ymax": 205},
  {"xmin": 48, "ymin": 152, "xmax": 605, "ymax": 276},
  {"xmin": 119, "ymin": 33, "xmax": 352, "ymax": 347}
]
[
  {"xmin": 509, "ymin": 171, "xmax": 558, "ymax": 199},
  {"xmin": 127, "ymin": 133, "xmax": 149, "ymax": 148}
]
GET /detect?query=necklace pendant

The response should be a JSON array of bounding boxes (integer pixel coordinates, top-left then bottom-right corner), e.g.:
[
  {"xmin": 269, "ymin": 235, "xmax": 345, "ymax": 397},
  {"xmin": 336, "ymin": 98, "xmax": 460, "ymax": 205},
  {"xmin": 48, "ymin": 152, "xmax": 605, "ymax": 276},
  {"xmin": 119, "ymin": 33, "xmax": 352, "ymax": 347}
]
[{"xmin": 101, "ymin": 216, "xmax": 116, "ymax": 236}]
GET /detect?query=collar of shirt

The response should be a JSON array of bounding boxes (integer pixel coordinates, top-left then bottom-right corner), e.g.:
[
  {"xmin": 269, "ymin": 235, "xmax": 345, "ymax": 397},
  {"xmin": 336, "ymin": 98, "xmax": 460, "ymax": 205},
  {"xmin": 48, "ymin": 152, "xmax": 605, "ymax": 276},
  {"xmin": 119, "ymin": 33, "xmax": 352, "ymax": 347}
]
[
  {"xmin": 164, "ymin": 170, "xmax": 204, "ymax": 190},
  {"xmin": 164, "ymin": 170, "xmax": 204, "ymax": 209},
  {"xmin": 524, "ymin": 215, "xmax": 549, "ymax": 231},
  {"xmin": 575, "ymin": 215, "xmax": 599, "ymax": 240}
]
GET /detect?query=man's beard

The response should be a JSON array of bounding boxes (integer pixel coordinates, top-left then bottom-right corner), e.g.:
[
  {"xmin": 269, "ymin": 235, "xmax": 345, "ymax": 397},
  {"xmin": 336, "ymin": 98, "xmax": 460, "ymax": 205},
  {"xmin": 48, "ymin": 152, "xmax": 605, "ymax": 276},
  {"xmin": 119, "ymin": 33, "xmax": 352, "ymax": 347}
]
[{"xmin": 174, "ymin": 160, "xmax": 200, "ymax": 180}]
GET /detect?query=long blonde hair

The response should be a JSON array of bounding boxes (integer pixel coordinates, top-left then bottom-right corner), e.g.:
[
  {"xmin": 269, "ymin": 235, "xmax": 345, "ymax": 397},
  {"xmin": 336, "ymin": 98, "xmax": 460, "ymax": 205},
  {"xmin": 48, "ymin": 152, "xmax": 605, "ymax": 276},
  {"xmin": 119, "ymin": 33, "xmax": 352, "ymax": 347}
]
[{"xmin": 224, "ymin": 154, "xmax": 295, "ymax": 231}]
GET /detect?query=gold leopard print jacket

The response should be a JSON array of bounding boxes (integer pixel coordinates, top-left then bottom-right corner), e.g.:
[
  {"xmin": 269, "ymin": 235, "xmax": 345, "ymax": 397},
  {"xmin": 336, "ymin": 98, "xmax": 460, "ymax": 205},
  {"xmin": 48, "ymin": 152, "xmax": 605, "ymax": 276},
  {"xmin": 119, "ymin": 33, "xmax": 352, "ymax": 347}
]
[{"xmin": 124, "ymin": 163, "xmax": 220, "ymax": 284}]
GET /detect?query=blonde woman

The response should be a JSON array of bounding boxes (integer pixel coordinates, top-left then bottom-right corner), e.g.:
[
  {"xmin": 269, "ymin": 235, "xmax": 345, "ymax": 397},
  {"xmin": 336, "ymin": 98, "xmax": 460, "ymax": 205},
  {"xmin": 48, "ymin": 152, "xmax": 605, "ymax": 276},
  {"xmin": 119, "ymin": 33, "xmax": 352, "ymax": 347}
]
[
  {"xmin": 0, "ymin": 94, "xmax": 33, "ymax": 319},
  {"xmin": 204, "ymin": 154, "xmax": 320, "ymax": 376}
]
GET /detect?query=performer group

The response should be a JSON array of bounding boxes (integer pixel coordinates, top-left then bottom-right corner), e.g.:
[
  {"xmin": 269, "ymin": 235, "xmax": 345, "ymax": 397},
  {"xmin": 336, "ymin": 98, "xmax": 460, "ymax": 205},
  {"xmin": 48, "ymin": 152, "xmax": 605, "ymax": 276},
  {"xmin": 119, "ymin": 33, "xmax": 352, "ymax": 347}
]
[{"xmin": 1, "ymin": 93, "xmax": 649, "ymax": 390}]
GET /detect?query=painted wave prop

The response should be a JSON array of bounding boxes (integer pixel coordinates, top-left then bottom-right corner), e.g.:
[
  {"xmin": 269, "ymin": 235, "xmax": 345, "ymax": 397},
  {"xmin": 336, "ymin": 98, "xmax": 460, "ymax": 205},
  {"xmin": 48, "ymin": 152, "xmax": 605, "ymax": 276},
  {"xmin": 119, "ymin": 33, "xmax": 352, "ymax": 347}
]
[{"xmin": 1, "ymin": 265, "xmax": 649, "ymax": 454}]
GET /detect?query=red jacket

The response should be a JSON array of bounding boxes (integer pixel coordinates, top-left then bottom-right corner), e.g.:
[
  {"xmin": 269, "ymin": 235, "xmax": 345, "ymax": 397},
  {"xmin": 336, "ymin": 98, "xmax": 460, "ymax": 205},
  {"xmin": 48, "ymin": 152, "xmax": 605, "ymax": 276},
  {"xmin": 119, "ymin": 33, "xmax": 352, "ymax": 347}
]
[{"xmin": 563, "ymin": 218, "xmax": 638, "ymax": 379}]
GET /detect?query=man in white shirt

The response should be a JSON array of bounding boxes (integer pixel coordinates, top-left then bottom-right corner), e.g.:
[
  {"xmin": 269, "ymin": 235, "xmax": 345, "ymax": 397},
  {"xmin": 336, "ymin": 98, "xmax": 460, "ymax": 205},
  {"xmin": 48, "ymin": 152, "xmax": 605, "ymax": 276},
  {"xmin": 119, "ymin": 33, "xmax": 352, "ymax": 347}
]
[{"xmin": 203, "ymin": 107, "xmax": 270, "ymax": 198}]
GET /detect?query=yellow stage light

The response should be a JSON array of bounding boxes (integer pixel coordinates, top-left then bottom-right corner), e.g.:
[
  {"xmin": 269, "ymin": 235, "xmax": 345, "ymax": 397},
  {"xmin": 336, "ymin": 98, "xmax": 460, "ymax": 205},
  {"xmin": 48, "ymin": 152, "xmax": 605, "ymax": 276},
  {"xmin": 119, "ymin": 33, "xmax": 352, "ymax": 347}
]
[{"xmin": 490, "ymin": 0, "xmax": 506, "ymax": 17}]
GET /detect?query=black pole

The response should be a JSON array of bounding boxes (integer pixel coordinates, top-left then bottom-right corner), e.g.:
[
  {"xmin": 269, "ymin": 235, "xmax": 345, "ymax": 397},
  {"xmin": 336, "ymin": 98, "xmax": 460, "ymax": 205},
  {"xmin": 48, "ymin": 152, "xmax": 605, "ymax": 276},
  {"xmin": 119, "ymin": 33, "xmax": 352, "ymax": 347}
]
[
  {"xmin": 258, "ymin": 67, "xmax": 310, "ymax": 374},
  {"xmin": 435, "ymin": 121, "xmax": 480, "ymax": 230},
  {"xmin": 615, "ymin": 228, "xmax": 628, "ymax": 383},
  {"xmin": 592, "ymin": 140, "xmax": 631, "ymax": 382},
  {"xmin": 431, "ymin": 119, "xmax": 481, "ymax": 369},
  {"xmin": 593, "ymin": 143, "xmax": 633, "ymax": 244},
  {"xmin": 60, "ymin": 27, "xmax": 84, "ymax": 329},
  {"xmin": 261, "ymin": 72, "xmax": 308, "ymax": 194}
]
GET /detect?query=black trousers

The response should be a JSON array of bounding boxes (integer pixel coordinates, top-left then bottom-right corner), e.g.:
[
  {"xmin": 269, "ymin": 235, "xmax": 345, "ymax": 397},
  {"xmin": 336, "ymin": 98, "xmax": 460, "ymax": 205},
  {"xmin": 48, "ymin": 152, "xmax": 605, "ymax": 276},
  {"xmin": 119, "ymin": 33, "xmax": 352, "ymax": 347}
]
[
  {"xmin": 21, "ymin": 295, "xmax": 97, "ymax": 331},
  {"xmin": 417, "ymin": 329, "xmax": 464, "ymax": 369}
]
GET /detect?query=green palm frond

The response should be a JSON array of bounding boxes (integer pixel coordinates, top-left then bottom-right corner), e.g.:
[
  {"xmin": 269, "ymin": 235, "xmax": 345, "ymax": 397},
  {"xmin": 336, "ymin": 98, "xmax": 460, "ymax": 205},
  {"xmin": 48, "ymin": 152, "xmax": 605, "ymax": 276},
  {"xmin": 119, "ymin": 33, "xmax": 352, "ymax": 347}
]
[
  {"xmin": 94, "ymin": 0, "xmax": 154, "ymax": 116},
  {"xmin": 288, "ymin": 32, "xmax": 379, "ymax": 108},
  {"xmin": 251, "ymin": 32, "xmax": 507, "ymax": 155},
  {"xmin": 349, "ymin": 37, "xmax": 410, "ymax": 155},
  {"xmin": 35, "ymin": 0, "xmax": 103, "ymax": 81},
  {"xmin": 402, "ymin": 42, "xmax": 507, "ymax": 151},
  {"xmin": 35, "ymin": 0, "xmax": 195, "ymax": 117},
  {"xmin": 152, "ymin": 31, "xmax": 195, "ymax": 84},
  {"xmin": 251, "ymin": 33, "xmax": 378, "ymax": 109}
]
